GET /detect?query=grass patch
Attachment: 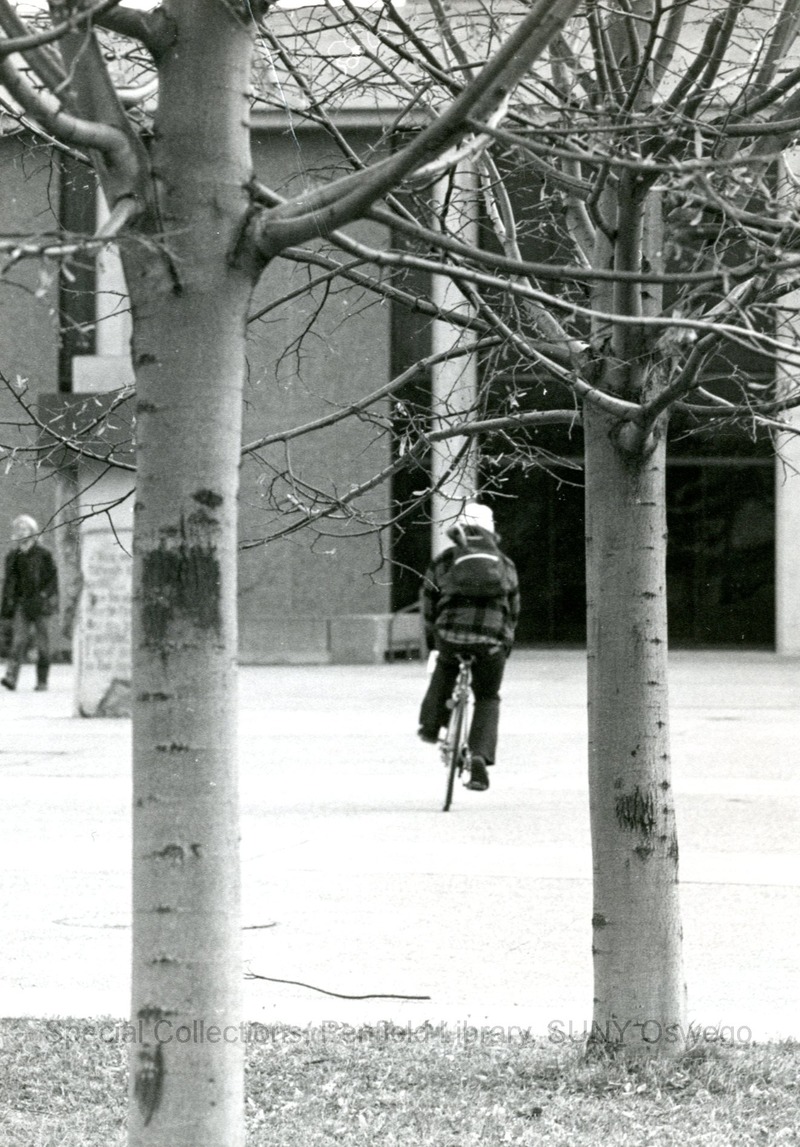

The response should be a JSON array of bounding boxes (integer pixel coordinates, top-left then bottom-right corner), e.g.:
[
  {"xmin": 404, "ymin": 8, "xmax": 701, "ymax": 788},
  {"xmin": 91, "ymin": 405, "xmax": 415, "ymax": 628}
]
[{"xmin": 0, "ymin": 1018, "xmax": 798, "ymax": 1145}]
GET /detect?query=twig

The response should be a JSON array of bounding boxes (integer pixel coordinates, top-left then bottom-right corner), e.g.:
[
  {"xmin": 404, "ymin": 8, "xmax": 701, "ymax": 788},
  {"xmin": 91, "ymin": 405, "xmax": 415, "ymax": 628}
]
[{"xmin": 244, "ymin": 970, "xmax": 431, "ymax": 1001}]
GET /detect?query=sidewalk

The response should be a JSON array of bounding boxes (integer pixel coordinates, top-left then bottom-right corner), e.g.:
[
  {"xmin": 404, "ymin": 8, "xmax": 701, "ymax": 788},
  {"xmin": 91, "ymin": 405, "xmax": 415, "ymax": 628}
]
[{"xmin": 0, "ymin": 650, "xmax": 798, "ymax": 1041}]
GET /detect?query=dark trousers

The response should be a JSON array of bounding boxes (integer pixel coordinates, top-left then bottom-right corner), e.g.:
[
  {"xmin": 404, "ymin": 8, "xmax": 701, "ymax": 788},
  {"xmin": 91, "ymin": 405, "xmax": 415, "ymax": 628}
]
[
  {"xmin": 4, "ymin": 608, "xmax": 51, "ymax": 687},
  {"xmin": 419, "ymin": 641, "xmax": 506, "ymax": 765}
]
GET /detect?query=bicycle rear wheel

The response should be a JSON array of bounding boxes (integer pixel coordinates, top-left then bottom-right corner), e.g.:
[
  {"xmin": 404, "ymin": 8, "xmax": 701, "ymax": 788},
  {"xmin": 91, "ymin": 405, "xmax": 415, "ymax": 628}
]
[{"xmin": 442, "ymin": 698, "xmax": 467, "ymax": 812}]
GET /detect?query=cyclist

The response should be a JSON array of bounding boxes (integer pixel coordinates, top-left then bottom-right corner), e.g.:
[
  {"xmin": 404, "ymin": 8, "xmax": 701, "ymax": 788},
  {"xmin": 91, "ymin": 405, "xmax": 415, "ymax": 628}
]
[{"xmin": 417, "ymin": 502, "xmax": 519, "ymax": 792}]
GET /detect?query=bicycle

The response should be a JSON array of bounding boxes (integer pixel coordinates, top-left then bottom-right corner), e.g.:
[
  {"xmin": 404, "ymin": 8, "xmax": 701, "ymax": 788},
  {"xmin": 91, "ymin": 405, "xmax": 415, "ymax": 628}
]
[{"xmin": 440, "ymin": 654, "xmax": 474, "ymax": 812}]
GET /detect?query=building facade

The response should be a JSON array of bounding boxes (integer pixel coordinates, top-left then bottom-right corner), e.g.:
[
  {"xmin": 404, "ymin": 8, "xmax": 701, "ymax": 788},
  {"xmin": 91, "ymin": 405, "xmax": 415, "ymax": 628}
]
[{"xmin": 2, "ymin": 110, "xmax": 800, "ymax": 698}]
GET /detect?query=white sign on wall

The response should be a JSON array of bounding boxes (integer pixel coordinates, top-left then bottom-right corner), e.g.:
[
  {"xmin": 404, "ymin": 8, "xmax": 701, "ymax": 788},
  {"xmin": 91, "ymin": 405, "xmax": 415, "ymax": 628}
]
[{"xmin": 75, "ymin": 529, "xmax": 132, "ymax": 717}]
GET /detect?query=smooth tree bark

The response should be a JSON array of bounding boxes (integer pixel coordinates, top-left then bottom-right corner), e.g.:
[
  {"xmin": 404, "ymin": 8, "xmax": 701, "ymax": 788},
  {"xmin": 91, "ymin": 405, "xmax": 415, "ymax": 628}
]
[
  {"xmin": 125, "ymin": 7, "xmax": 256, "ymax": 1141},
  {"xmin": 584, "ymin": 405, "xmax": 684, "ymax": 1051},
  {"xmin": 581, "ymin": 65, "xmax": 688, "ymax": 1047},
  {"xmin": 524, "ymin": 0, "xmax": 800, "ymax": 1052},
  {"xmin": 0, "ymin": 1, "xmax": 580, "ymax": 1143}
]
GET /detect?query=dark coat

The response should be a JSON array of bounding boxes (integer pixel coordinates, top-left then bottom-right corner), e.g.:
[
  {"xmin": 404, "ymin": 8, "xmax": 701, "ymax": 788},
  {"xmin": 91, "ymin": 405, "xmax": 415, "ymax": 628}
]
[{"xmin": 1, "ymin": 543, "xmax": 59, "ymax": 621}]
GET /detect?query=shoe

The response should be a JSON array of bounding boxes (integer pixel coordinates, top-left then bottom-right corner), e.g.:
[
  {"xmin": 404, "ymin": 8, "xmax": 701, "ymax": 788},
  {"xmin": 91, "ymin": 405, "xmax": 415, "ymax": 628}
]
[
  {"xmin": 418, "ymin": 728, "xmax": 439, "ymax": 744},
  {"xmin": 1, "ymin": 677, "xmax": 15, "ymax": 691},
  {"xmin": 465, "ymin": 756, "xmax": 490, "ymax": 792},
  {"xmin": 35, "ymin": 683, "xmax": 48, "ymax": 692}
]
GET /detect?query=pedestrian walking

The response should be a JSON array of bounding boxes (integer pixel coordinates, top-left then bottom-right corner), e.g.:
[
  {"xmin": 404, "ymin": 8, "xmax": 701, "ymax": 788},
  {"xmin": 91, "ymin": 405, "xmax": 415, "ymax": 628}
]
[{"xmin": 1, "ymin": 514, "xmax": 59, "ymax": 692}]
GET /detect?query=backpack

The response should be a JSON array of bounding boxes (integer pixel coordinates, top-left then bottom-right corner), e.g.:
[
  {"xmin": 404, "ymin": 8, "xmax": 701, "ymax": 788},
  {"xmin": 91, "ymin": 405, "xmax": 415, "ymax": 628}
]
[{"xmin": 440, "ymin": 524, "xmax": 511, "ymax": 599}]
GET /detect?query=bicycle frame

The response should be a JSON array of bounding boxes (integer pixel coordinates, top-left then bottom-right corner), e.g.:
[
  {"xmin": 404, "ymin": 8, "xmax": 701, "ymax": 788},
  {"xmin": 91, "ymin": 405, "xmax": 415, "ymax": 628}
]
[{"xmin": 441, "ymin": 655, "xmax": 473, "ymax": 812}]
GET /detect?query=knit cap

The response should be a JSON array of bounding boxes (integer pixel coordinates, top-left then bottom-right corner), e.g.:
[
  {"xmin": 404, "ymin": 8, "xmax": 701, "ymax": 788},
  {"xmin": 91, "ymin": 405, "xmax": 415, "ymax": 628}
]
[{"xmin": 457, "ymin": 502, "xmax": 495, "ymax": 534}]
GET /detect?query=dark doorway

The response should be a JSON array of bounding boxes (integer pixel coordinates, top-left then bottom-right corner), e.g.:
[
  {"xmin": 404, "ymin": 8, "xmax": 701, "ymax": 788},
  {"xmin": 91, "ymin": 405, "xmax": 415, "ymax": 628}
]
[
  {"xmin": 488, "ymin": 458, "xmax": 775, "ymax": 648},
  {"xmin": 490, "ymin": 465, "xmax": 586, "ymax": 645},
  {"xmin": 666, "ymin": 460, "xmax": 774, "ymax": 647},
  {"xmin": 391, "ymin": 457, "xmax": 775, "ymax": 649}
]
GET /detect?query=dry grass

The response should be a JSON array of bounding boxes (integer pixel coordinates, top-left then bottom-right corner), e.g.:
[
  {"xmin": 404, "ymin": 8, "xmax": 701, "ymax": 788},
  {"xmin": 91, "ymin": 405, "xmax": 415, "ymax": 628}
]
[{"xmin": 0, "ymin": 1018, "xmax": 797, "ymax": 1145}]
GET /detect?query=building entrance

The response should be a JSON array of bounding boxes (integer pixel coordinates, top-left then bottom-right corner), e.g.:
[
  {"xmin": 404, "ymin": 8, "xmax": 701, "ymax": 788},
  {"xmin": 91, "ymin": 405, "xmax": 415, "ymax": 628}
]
[
  {"xmin": 391, "ymin": 458, "xmax": 775, "ymax": 649},
  {"xmin": 491, "ymin": 458, "xmax": 775, "ymax": 648}
]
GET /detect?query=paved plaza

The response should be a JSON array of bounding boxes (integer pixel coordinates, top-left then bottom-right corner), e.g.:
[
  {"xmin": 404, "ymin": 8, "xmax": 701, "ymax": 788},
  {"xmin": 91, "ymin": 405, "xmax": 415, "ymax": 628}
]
[{"xmin": 0, "ymin": 650, "xmax": 798, "ymax": 1044}]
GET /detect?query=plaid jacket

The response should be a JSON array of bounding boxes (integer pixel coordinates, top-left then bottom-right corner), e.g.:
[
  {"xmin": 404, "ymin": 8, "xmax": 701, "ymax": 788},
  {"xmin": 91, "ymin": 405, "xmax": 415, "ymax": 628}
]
[{"xmin": 422, "ymin": 544, "xmax": 520, "ymax": 653}]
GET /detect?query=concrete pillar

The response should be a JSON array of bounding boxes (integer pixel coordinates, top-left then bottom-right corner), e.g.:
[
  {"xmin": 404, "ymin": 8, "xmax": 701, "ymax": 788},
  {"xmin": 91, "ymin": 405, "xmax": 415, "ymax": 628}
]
[
  {"xmin": 430, "ymin": 162, "xmax": 479, "ymax": 555},
  {"xmin": 775, "ymin": 407, "xmax": 800, "ymax": 654},
  {"xmin": 70, "ymin": 194, "xmax": 135, "ymax": 714},
  {"xmin": 70, "ymin": 364, "xmax": 134, "ymax": 716},
  {"xmin": 775, "ymin": 150, "xmax": 800, "ymax": 655},
  {"xmin": 37, "ymin": 380, "xmax": 135, "ymax": 714}
]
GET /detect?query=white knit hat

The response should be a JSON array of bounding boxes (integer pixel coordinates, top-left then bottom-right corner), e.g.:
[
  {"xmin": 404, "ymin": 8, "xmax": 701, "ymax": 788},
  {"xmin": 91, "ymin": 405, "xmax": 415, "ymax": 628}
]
[
  {"xmin": 458, "ymin": 502, "xmax": 495, "ymax": 533},
  {"xmin": 12, "ymin": 514, "xmax": 38, "ymax": 537}
]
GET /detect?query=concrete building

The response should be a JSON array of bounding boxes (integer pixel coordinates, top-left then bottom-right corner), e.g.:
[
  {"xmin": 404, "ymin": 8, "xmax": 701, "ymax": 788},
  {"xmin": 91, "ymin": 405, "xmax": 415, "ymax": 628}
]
[
  {"xmin": 1, "ymin": 125, "xmax": 405, "ymax": 707},
  {"xmin": 2, "ymin": 5, "xmax": 800, "ymax": 712}
]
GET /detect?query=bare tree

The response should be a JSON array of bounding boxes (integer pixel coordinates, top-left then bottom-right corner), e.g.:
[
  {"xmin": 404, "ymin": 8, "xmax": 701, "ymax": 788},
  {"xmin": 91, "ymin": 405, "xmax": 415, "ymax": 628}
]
[
  {"xmin": 0, "ymin": 1, "xmax": 580, "ymax": 1144},
  {"xmin": 256, "ymin": 0, "xmax": 800, "ymax": 1057},
  {"xmin": 5, "ymin": 5, "xmax": 800, "ymax": 1138}
]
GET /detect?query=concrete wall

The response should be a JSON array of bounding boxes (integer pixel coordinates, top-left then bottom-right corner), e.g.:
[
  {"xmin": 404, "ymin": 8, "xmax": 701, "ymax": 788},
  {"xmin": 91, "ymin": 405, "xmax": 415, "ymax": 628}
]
[
  {"xmin": 1, "ymin": 129, "xmax": 395, "ymax": 668},
  {"xmin": 1, "ymin": 114, "xmax": 793, "ymax": 660},
  {"xmin": 239, "ymin": 129, "xmax": 393, "ymax": 662}
]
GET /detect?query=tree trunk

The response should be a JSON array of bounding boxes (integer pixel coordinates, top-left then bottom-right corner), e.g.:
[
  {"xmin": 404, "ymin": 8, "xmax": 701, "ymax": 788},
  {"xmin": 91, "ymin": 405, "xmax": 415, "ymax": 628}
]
[
  {"xmin": 125, "ymin": 6, "xmax": 259, "ymax": 1144},
  {"xmin": 584, "ymin": 404, "xmax": 686, "ymax": 1055}
]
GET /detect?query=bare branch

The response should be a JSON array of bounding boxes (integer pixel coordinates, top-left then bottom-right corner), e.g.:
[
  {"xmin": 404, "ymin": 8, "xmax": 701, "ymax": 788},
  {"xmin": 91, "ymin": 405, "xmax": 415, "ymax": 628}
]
[
  {"xmin": 245, "ymin": 0, "xmax": 581, "ymax": 259},
  {"xmin": 0, "ymin": 51, "xmax": 143, "ymax": 208},
  {"xmin": 652, "ymin": 0, "xmax": 686, "ymax": 86},
  {"xmin": 1, "ymin": 373, "xmax": 136, "ymax": 471},
  {"xmin": 0, "ymin": 1, "xmax": 64, "ymax": 91},
  {"xmin": 749, "ymin": 0, "xmax": 800, "ymax": 95},
  {"xmin": 0, "ymin": 0, "xmax": 122, "ymax": 60},
  {"xmin": 94, "ymin": 3, "xmax": 176, "ymax": 60},
  {"xmin": 240, "ymin": 339, "xmax": 501, "ymax": 457}
]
